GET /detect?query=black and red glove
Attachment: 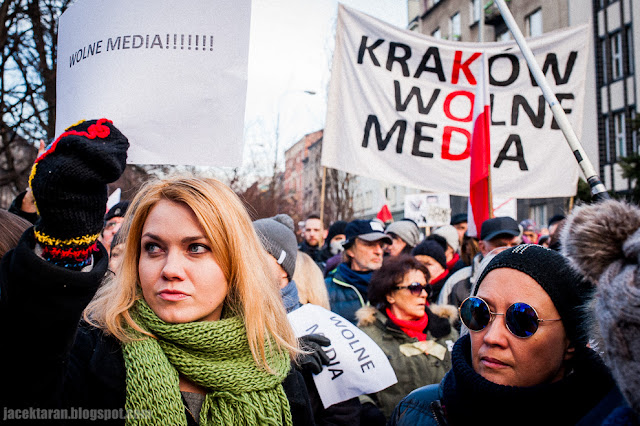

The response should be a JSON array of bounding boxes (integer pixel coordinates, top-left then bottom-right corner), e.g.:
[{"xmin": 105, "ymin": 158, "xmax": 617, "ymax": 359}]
[{"xmin": 29, "ymin": 119, "xmax": 129, "ymax": 269}]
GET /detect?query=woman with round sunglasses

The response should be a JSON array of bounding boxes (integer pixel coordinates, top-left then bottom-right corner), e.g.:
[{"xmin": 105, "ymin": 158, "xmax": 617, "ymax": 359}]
[
  {"xmin": 355, "ymin": 255, "xmax": 458, "ymax": 420},
  {"xmin": 389, "ymin": 244, "xmax": 625, "ymax": 426}
]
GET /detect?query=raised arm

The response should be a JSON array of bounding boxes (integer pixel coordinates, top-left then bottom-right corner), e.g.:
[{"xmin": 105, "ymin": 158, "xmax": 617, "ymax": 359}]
[{"xmin": 0, "ymin": 119, "xmax": 128, "ymax": 409}]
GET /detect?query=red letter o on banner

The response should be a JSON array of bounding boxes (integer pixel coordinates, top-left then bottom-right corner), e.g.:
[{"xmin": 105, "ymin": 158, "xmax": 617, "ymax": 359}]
[
  {"xmin": 442, "ymin": 126, "xmax": 471, "ymax": 161},
  {"xmin": 443, "ymin": 91, "xmax": 474, "ymax": 122}
]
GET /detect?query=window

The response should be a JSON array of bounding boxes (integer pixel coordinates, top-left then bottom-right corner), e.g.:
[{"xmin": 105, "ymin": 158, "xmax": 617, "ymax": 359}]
[
  {"xmin": 625, "ymin": 26, "xmax": 634, "ymax": 75},
  {"xmin": 601, "ymin": 38, "xmax": 608, "ymax": 84},
  {"xmin": 614, "ymin": 112, "xmax": 626, "ymax": 159},
  {"xmin": 529, "ymin": 205, "xmax": 547, "ymax": 232},
  {"xmin": 526, "ymin": 9, "xmax": 543, "ymax": 37},
  {"xmin": 604, "ymin": 116, "xmax": 611, "ymax": 163},
  {"xmin": 450, "ymin": 12, "xmax": 461, "ymax": 41},
  {"xmin": 470, "ymin": 0, "xmax": 481, "ymax": 24},
  {"xmin": 432, "ymin": 28, "xmax": 442, "ymax": 39},
  {"xmin": 611, "ymin": 32, "xmax": 623, "ymax": 80},
  {"xmin": 632, "ymin": 110, "xmax": 638, "ymax": 153}
]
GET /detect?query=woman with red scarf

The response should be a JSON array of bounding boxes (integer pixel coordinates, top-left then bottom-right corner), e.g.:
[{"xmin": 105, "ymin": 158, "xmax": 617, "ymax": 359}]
[{"xmin": 355, "ymin": 255, "xmax": 458, "ymax": 421}]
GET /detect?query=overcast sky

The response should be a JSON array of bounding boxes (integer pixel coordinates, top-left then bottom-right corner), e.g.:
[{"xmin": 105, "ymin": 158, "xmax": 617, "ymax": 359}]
[{"xmin": 243, "ymin": 0, "xmax": 408, "ymax": 174}]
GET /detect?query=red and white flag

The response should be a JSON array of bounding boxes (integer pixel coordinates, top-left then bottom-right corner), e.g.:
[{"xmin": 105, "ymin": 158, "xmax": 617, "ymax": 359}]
[{"xmin": 466, "ymin": 54, "xmax": 491, "ymax": 238}]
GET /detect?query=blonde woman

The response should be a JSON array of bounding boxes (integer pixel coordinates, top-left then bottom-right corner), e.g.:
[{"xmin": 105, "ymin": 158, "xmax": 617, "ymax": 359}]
[
  {"xmin": 0, "ymin": 120, "xmax": 311, "ymax": 425},
  {"xmin": 293, "ymin": 251, "xmax": 331, "ymax": 310}
]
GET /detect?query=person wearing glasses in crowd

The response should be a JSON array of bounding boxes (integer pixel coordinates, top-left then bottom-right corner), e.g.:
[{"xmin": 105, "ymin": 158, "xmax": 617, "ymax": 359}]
[
  {"xmin": 356, "ymin": 255, "xmax": 458, "ymax": 421},
  {"xmin": 389, "ymin": 244, "xmax": 625, "ymax": 425}
]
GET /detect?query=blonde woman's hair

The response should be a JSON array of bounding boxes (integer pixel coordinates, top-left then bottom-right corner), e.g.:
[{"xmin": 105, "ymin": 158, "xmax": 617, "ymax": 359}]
[
  {"xmin": 293, "ymin": 251, "xmax": 331, "ymax": 310},
  {"xmin": 84, "ymin": 176, "xmax": 298, "ymax": 368}
]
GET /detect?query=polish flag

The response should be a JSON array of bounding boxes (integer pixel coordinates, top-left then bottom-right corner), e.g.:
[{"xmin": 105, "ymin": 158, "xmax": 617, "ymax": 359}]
[
  {"xmin": 466, "ymin": 53, "xmax": 492, "ymax": 238},
  {"xmin": 376, "ymin": 204, "xmax": 393, "ymax": 223}
]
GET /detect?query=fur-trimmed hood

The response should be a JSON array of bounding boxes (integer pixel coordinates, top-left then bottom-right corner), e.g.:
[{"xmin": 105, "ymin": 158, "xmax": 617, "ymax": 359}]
[
  {"xmin": 561, "ymin": 199, "xmax": 640, "ymax": 417},
  {"xmin": 561, "ymin": 199, "xmax": 640, "ymax": 284}
]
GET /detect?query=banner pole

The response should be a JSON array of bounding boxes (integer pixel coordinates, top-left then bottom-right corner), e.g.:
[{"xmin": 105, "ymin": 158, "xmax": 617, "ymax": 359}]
[
  {"xmin": 488, "ymin": 172, "xmax": 494, "ymax": 218},
  {"xmin": 320, "ymin": 166, "xmax": 327, "ymax": 226},
  {"xmin": 494, "ymin": 0, "xmax": 609, "ymax": 201},
  {"xmin": 478, "ymin": 0, "xmax": 485, "ymax": 43}
]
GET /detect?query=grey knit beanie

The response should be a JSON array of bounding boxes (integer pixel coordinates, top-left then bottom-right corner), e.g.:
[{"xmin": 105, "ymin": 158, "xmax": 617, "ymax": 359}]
[
  {"xmin": 253, "ymin": 214, "xmax": 298, "ymax": 278},
  {"xmin": 561, "ymin": 199, "xmax": 640, "ymax": 416},
  {"xmin": 433, "ymin": 224, "xmax": 460, "ymax": 253},
  {"xmin": 385, "ymin": 219, "xmax": 421, "ymax": 248}
]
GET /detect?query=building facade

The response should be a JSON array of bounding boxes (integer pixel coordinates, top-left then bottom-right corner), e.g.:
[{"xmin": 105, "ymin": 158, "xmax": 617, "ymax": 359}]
[
  {"xmin": 283, "ymin": 130, "xmax": 323, "ymax": 220},
  {"xmin": 594, "ymin": 0, "xmax": 639, "ymax": 192}
]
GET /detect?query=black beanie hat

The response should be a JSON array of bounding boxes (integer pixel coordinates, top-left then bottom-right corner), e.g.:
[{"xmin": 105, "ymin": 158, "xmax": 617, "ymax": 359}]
[
  {"xmin": 105, "ymin": 200, "xmax": 130, "ymax": 222},
  {"xmin": 325, "ymin": 220, "xmax": 348, "ymax": 246},
  {"xmin": 474, "ymin": 244, "xmax": 593, "ymax": 346},
  {"xmin": 412, "ymin": 240, "xmax": 447, "ymax": 270}
]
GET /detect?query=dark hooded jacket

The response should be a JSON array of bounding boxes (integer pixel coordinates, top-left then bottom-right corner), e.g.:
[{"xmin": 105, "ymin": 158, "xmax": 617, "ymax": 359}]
[
  {"xmin": 355, "ymin": 305, "xmax": 458, "ymax": 419},
  {"xmin": 388, "ymin": 334, "xmax": 625, "ymax": 426},
  {"xmin": 0, "ymin": 229, "xmax": 313, "ymax": 425}
]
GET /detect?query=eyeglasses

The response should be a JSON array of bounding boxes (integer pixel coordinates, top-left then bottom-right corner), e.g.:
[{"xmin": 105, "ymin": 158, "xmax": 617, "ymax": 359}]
[
  {"xmin": 459, "ymin": 296, "xmax": 561, "ymax": 338},
  {"xmin": 394, "ymin": 282, "xmax": 430, "ymax": 297}
]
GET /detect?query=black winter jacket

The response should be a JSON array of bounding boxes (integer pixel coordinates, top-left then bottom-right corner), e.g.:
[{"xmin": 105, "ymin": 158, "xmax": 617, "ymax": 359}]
[
  {"xmin": 389, "ymin": 334, "xmax": 626, "ymax": 426},
  {"xmin": 0, "ymin": 230, "xmax": 314, "ymax": 425}
]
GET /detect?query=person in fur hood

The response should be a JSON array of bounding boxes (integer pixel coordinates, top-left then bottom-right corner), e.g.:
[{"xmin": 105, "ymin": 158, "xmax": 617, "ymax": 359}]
[
  {"xmin": 561, "ymin": 199, "xmax": 640, "ymax": 425},
  {"xmin": 355, "ymin": 255, "xmax": 458, "ymax": 420}
]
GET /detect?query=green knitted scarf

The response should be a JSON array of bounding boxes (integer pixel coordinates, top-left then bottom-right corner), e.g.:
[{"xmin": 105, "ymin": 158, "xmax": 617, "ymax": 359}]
[{"xmin": 122, "ymin": 300, "xmax": 292, "ymax": 426}]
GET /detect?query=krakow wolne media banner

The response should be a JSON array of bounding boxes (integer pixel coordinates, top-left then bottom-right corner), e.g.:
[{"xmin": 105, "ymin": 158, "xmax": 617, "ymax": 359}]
[{"xmin": 322, "ymin": 5, "xmax": 590, "ymax": 199}]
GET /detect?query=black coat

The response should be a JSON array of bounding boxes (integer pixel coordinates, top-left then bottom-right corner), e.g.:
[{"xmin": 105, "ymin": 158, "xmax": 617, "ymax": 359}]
[{"xmin": 0, "ymin": 229, "xmax": 314, "ymax": 425}]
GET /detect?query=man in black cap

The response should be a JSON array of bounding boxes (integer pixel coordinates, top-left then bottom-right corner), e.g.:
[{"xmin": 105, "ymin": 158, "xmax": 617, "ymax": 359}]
[
  {"xmin": 444, "ymin": 216, "xmax": 521, "ymax": 311},
  {"xmin": 325, "ymin": 219, "xmax": 392, "ymax": 324},
  {"xmin": 450, "ymin": 212, "xmax": 468, "ymax": 247},
  {"xmin": 99, "ymin": 200, "xmax": 130, "ymax": 255}
]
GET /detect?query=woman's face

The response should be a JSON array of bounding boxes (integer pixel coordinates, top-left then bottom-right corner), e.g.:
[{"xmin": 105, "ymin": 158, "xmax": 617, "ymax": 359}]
[
  {"xmin": 386, "ymin": 269, "xmax": 428, "ymax": 321},
  {"xmin": 471, "ymin": 268, "xmax": 573, "ymax": 387},
  {"xmin": 138, "ymin": 199, "xmax": 228, "ymax": 323},
  {"xmin": 385, "ymin": 235, "xmax": 407, "ymax": 257},
  {"xmin": 109, "ymin": 243, "xmax": 124, "ymax": 272},
  {"xmin": 414, "ymin": 255, "xmax": 445, "ymax": 282}
]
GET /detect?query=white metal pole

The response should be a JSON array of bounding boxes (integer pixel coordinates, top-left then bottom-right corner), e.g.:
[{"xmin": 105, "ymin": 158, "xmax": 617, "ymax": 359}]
[
  {"xmin": 494, "ymin": 0, "xmax": 609, "ymax": 200},
  {"xmin": 478, "ymin": 0, "xmax": 484, "ymax": 43}
]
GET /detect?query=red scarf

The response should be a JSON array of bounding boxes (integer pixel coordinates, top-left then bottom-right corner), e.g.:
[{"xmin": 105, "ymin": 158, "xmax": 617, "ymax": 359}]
[
  {"xmin": 430, "ymin": 269, "xmax": 449, "ymax": 285},
  {"xmin": 446, "ymin": 253, "xmax": 460, "ymax": 270},
  {"xmin": 386, "ymin": 307, "xmax": 429, "ymax": 341}
]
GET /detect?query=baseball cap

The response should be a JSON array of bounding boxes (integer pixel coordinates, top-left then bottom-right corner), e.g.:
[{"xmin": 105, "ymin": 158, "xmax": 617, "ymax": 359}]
[
  {"xmin": 343, "ymin": 219, "xmax": 392, "ymax": 248},
  {"xmin": 450, "ymin": 213, "xmax": 468, "ymax": 226},
  {"xmin": 105, "ymin": 201, "xmax": 130, "ymax": 222},
  {"xmin": 480, "ymin": 216, "xmax": 520, "ymax": 241}
]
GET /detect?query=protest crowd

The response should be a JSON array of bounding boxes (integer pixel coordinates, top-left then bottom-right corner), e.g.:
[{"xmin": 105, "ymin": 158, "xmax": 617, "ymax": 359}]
[
  {"xmin": 0, "ymin": 2, "xmax": 638, "ymax": 424},
  {"xmin": 0, "ymin": 119, "xmax": 637, "ymax": 426}
]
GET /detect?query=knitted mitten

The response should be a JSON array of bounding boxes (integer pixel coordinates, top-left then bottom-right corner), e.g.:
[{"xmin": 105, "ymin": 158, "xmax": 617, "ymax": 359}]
[{"xmin": 29, "ymin": 118, "xmax": 129, "ymax": 269}]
